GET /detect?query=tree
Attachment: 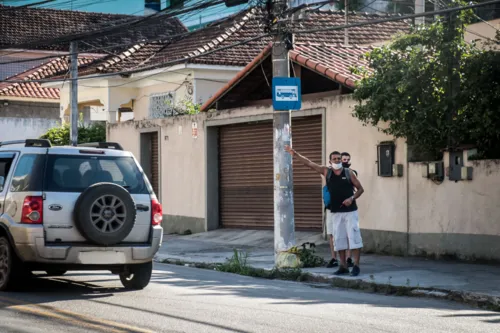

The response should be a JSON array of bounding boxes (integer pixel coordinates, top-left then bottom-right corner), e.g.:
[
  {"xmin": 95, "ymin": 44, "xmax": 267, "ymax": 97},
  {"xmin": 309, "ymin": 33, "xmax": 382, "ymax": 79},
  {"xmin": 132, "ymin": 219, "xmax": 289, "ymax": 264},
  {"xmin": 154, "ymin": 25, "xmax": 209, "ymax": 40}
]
[
  {"xmin": 40, "ymin": 122, "xmax": 106, "ymax": 146},
  {"xmin": 351, "ymin": 4, "xmax": 500, "ymax": 159}
]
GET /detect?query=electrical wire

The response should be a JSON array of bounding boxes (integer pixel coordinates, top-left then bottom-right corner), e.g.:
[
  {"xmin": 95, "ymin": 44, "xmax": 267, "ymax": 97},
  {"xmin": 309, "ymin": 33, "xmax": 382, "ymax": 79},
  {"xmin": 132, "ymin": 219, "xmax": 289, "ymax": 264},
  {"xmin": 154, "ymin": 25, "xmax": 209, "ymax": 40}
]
[
  {"xmin": 0, "ymin": 0, "xmax": 225, "ymax": 50},
  {"xmin": 0, "ymin": 0, "xmax": 56, "ymax": 11},
  {"xmin": 0, "ymin": 0, "xmax": 231, "ymax": 61},
  {"xmin": 288, "ymin": 0, "xmax": 500, "ymax": 35},
  {"xmin": 1, "ymin": 32, "xmax": 270, "ymax": 84}
]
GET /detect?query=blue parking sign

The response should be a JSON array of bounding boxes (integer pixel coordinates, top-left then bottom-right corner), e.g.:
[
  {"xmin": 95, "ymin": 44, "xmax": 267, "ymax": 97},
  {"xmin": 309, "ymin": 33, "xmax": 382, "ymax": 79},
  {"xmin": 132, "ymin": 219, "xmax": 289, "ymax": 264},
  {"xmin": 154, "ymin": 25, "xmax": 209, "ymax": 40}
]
[{"xmin": 272, "ymin": 77, "xmax": 301, "ymax": 111}]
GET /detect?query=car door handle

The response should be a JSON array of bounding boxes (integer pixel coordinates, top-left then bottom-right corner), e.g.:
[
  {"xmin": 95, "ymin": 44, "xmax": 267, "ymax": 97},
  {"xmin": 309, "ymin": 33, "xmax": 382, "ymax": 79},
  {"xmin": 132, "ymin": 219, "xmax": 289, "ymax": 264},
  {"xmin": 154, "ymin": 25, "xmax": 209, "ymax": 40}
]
[{"xmin": 136, "ymin": 204, "xmax": 149, "ymax": 212}]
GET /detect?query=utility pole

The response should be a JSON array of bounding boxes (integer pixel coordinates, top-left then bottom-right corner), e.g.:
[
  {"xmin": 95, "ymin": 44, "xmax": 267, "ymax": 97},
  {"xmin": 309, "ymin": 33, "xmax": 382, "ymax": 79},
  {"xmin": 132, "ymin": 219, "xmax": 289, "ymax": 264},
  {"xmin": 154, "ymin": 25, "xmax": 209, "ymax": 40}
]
[
  {"xmin": 271, "ymin": 0, "xmax": 296, "ymax": 264},
  {"xmin": 69, "ymin": 41, "xmax": 79, "ymax": 146}
]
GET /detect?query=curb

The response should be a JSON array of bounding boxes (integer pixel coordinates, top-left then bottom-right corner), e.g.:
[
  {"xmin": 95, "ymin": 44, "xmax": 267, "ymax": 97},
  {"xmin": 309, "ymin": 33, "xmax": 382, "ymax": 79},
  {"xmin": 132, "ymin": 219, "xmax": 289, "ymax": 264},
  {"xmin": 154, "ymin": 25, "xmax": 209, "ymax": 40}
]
[{"xmin": 154, "ymin": 256, "xmax": 500, "ymax": 312}]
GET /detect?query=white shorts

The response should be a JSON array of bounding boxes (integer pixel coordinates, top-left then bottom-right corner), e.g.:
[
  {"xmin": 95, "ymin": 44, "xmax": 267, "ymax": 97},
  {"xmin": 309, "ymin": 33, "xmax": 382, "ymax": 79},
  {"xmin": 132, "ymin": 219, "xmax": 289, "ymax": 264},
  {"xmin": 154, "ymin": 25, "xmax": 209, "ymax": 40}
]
[{"xmin": 327, "ymin": 210, "xmax": 363, "ymax": 251}]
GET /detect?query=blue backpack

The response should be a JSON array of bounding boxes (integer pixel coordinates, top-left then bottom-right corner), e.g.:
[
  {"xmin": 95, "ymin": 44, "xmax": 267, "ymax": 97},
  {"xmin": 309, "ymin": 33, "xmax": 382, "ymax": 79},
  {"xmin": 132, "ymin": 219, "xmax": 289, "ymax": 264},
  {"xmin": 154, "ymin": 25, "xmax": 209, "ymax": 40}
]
[{"xmin": 323, "ymin": 168, "xmax": 353, "ymax": 208}]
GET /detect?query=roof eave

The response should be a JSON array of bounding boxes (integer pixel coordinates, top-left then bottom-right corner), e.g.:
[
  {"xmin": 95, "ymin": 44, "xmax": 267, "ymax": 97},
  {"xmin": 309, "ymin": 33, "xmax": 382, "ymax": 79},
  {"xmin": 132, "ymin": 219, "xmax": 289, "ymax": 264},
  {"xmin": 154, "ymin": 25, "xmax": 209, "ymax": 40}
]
[{"xmin": 200, "ymin": 43, "xmax": 273, "ymax": 112}]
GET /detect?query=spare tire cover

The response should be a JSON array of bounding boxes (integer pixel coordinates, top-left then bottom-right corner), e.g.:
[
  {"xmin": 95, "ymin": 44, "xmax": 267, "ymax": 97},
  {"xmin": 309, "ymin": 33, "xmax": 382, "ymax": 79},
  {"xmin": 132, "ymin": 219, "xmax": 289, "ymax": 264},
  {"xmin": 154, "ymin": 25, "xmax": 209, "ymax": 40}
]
[{"xmin": 74, "ymin": 182, "xmax": 137, "ymax": 246}]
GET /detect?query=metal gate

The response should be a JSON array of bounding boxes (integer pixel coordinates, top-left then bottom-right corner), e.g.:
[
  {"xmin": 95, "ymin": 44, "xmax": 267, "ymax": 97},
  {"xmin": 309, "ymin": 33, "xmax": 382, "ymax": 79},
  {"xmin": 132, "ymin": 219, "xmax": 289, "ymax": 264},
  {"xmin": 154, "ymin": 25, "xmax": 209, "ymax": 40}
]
[
  {"xmin": 219, "ymin": 115, "xmax": 322, "ymax": 230},
  {"xmin": 150, "ymin": 131, "xmax": 159, "ymax": 197}
]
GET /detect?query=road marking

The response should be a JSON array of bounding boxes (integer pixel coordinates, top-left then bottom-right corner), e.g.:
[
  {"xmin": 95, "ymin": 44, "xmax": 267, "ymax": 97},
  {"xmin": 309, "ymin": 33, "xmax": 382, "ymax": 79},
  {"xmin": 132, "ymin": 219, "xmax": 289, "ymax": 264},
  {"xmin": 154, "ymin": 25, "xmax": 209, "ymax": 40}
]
[{"xmin": 0, "ymin": 296, "xmax": 154, "ymax": 333}]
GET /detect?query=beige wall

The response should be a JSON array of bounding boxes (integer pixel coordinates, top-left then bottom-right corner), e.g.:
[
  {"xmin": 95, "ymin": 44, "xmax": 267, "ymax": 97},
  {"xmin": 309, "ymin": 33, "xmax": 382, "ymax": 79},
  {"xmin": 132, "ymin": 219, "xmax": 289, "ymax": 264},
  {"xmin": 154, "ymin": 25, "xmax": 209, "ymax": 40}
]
[
  {"xmin": 107, "ymin": 113, "xmax": 207, "ymax": 234},
  {"xmin": 158, "ymin": 114, "xmax": 206, "ymax": 219},
  {"xmin": 408, "ymin": 153, "xmax": 500, "ymax": 260},
  {"xmin": 465, "ymin": 19, "xmax": 500, "ymax": 50},
  {"xmin": 133, "ymin": 71, "xmax": 193, "ymax": 121},
  {"xmin": 108, "ymin": 93, "xmax": 500, "ymax": 260},
  {"xmin": 323, "ymin": 96, "xmax": 408, "ymax": 235}
]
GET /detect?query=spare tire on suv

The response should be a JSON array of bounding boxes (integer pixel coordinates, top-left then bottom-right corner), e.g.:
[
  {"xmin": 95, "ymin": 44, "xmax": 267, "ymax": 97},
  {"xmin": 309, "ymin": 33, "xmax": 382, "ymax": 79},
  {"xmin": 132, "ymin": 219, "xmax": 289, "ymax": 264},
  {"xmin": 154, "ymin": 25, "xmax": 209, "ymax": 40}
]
[{"xmin": 74, "ymin": 183, "xmax": 137, "ymax": 246}]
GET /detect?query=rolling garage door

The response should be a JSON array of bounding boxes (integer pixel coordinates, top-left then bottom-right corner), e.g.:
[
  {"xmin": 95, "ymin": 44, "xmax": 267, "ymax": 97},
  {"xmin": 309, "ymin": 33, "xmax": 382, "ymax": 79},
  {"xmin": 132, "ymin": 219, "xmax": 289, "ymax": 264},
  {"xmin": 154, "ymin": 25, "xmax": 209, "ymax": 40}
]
[
  {"xmin": 151, "ymin": 131, "xmax": 160, "ymax": 197},
  {"xmin": 219, "ymin": 115, "xmax": 323, "ymax": 230}
]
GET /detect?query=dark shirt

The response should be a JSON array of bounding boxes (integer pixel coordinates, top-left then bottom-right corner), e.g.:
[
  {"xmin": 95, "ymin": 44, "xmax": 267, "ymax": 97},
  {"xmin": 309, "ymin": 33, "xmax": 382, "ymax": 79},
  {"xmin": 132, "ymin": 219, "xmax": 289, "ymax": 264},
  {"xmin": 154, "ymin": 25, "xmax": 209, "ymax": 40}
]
[{"xmin": 326, "ymin": 168, "xmax": 358, "ymax": 213}]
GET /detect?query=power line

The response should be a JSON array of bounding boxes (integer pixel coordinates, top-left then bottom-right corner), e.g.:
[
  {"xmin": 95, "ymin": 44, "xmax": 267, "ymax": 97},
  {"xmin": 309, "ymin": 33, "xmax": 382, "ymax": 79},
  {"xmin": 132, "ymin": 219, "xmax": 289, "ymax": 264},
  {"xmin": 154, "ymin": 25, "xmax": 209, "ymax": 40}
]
[
  {"xmin": 289, "ymin": 0, "xmax": 500, "ymax": 34},
  {"xmin": 0, "ymin": 0, "xmax": 221, "ymax": 60},
  {"xmin": 0, "ymin": 0, "xmax": 56, "ymax": 11},
  {"xmin": 0, "ymin": 0, "xmax": 225, "ymax": 50},
  {"xmin": 0, "ymin": 32, "xmax": 270, "ymax": 84},
  {"xmin": 4, "ymin": 0, "xmax": 499, "ymax": 84},
  {"xmin": 0, "ymin": 4, "xmax": 253, "ymax": 67}
]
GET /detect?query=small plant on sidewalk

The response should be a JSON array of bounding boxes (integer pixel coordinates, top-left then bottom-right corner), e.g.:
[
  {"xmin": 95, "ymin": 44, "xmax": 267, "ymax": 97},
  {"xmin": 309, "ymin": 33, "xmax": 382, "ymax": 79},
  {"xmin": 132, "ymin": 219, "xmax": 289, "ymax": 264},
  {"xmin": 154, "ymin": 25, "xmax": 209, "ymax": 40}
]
[
  {"xmin": 217, "ymin": 249, "xmax": 251, "ymax": 275},
  {"xmin": 288, "ymin": 243, "xmax": 326, "ymax": 268}
]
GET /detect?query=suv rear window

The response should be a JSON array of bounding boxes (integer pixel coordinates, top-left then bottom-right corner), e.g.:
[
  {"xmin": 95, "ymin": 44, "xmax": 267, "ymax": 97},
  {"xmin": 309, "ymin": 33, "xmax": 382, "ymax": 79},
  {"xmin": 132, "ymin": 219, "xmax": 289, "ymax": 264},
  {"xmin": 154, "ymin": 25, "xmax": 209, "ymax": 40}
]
[
  {"xmin": 10, "ymin": 154, "xmax": 46, "ymax": 192},
  {"xmin": 44, "ymin": 155, "xmax": 150, "ymax": 194}
]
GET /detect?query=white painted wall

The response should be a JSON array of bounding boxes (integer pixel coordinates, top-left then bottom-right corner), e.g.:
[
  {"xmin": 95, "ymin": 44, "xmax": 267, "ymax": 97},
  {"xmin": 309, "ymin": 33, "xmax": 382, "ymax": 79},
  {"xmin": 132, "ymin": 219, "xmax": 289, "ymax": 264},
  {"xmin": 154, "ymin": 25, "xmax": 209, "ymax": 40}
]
[{"xmin": 0, "ymin": 117, "xmax": 60, "ymax": 142}]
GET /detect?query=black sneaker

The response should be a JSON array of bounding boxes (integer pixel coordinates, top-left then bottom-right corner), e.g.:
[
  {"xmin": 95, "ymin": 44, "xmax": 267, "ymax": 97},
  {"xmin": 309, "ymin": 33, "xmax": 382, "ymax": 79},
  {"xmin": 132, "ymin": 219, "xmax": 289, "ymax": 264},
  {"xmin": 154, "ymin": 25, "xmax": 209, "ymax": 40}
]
[
  {"xmin": 347, "ymin": 257, "xmax": 354, "ymax": 267},
  {"xmin": 333, "ymin": 266, "xmax": 350, "ymax": 275},
  {"xmin": 326, "ymin": 258, "xmax": 339, "ymax": 268},
  {"xmin": 350, "ymin": 265, "xmax": 360, "ymax": 276}
]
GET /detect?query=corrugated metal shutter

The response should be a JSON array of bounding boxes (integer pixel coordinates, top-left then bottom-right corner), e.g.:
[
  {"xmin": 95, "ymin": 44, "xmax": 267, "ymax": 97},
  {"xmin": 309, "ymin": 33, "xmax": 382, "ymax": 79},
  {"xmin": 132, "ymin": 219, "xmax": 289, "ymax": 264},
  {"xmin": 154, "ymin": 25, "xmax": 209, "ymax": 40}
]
[
  {"xmin": 291, "ymin": 116, "xmax": 323, "ymax": 230},
  {"xmin": 151, "ymin": 131, "xmax": 160, "ymax": 197},
  {"xmin": 219, "ymin": 115, "xmax": 322, "ymax": 230}
]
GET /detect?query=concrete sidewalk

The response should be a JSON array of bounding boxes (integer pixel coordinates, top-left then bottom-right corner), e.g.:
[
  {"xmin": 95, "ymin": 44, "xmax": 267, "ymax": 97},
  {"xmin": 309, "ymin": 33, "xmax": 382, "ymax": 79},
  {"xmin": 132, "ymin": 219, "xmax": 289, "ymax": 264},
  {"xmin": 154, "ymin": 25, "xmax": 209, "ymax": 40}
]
[{"xmin": 155, "ymin": 229, "xmax": 500, "ymax": 310}]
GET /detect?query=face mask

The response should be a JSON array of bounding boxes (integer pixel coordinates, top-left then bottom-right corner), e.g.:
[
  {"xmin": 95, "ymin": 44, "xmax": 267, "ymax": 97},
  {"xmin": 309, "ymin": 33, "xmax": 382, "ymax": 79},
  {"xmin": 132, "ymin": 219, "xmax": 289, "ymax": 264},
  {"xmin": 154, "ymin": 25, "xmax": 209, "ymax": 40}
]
[
  {"xmin": 342, "ymin": 162, "xmax": 351, "ymax": 168},
  {"xmin": 331, "ymin": 163, "xmax": 343, "ymax": 170}
]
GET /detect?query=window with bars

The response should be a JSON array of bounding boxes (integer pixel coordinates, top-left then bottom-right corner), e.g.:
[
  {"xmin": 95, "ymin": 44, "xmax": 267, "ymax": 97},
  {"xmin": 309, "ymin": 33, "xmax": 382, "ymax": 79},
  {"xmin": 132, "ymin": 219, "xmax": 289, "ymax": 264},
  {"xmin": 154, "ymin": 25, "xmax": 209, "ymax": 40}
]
[{"xmin": 149, "ymin": 92, "xmax": 176, "ymax": 118}]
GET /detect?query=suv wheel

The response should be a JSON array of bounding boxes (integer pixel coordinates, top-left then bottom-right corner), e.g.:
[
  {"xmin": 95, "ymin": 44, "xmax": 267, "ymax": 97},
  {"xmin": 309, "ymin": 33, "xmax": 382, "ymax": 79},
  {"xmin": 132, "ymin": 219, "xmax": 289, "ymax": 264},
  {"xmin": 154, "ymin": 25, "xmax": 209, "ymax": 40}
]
[
  {"xmin": 0, "ymin": 237, "xmax": 13, "ymax": 291},
  {"xmin": 0, "ymin": 237, "xmax": 30, "ymax": 291},
  {"xmin": 74, "ymin": 183, "xmax": 137, "ymax": 246},
  {"xmin": 119, "ymin": 261, "xmax": 152, "ymax": 290}
]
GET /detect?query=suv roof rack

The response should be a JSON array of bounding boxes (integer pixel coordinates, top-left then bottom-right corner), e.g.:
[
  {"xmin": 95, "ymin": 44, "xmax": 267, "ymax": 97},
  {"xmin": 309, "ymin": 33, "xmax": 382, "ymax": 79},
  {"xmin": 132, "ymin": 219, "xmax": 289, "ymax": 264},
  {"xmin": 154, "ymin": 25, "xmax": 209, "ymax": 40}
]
[
  {"xmin": 0, "ymin": 139, "xmax": 52, "ymax": 148},
  {"xmin": 78, "ymin": 142, "xmax": 124, "ymax": 151}
]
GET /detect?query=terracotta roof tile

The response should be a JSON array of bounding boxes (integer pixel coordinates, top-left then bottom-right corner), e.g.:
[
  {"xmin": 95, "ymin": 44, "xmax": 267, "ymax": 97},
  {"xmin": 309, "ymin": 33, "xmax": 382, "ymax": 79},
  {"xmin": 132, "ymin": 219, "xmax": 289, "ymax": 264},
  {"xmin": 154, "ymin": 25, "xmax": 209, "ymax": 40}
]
[
  {"xmin": 81, "ymin": 7, "xmax": 409, "ymax": 75},
  {"xmin": 0, "ymin": 57, "xmax": 96, "ymax": 100},
  {"xmin": 291, "ymin": 42, "xmax": 373, "ymax": 88},
  {"xmin": 0, "ymin": 4, "xmax": 187, "ymax": 52}
]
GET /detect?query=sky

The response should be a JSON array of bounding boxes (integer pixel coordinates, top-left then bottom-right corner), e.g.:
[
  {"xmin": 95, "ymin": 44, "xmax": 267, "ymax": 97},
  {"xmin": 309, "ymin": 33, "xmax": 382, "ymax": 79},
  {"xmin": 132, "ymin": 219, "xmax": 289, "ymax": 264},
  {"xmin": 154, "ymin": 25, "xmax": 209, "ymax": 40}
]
[{"xmin": 1, "ymin": 0, "xmax": 247, "ymax": 27}]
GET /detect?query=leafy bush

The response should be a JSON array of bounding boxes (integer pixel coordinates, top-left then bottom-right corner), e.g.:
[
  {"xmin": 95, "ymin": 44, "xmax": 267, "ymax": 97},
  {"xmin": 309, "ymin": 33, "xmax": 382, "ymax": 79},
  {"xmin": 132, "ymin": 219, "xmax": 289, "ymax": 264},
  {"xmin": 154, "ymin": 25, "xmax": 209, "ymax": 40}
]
[
  {"xmin": 352, "ymin": 4, "xmax": 500, "ymax": 159},
  {"xmin": 40, "ymin": 122, "xmax": 106, "ymax": 146}
]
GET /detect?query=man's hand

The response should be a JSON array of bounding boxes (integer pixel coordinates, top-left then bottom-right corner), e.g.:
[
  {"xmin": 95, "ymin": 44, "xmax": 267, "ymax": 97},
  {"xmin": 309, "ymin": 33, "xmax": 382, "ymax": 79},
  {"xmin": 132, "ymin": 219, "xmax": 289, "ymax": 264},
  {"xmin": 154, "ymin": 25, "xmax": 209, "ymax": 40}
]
[
  {"xmin": 284, "ymin": 145, "xmax": 295, "ymax": 157},
  {"xmin": 342, "ymin": 197, "xmax": 353, "ymax": 207},
  {"xmin": 285, "ymin": 145, "xmax": 326, "ymax": 176}
]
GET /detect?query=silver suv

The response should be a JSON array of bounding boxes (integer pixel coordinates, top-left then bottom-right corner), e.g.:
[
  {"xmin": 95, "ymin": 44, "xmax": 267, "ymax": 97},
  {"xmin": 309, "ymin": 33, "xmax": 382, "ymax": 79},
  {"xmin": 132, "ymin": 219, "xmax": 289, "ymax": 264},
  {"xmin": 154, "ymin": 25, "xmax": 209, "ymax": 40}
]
[{"xmin": 0, "ymin": 139, "xmax": 163, "ymax": 291}]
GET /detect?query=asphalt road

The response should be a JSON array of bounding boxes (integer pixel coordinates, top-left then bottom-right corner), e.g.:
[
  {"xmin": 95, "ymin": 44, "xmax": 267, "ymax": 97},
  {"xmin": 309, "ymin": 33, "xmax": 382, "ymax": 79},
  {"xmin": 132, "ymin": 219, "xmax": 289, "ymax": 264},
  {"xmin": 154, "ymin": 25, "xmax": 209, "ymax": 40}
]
[{"xmin": 0, "ymin": 263, "xmax": 498, "ymax": 333}]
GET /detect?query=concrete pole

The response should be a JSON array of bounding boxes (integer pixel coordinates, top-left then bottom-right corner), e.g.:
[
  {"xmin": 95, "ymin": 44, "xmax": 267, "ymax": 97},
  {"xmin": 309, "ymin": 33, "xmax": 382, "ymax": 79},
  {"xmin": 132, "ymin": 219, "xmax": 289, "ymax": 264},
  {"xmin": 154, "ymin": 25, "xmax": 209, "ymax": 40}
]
[
  {"xmin": 415, "ymin": 0, "xmax": 425, "ymax": 25},
  {"xmin": 69, "ymin": 41, "xmax": 79, "ymax": 147},
  {"xmin": 272, "ymin": 0, "xmax": 296, "ymax": 265}
]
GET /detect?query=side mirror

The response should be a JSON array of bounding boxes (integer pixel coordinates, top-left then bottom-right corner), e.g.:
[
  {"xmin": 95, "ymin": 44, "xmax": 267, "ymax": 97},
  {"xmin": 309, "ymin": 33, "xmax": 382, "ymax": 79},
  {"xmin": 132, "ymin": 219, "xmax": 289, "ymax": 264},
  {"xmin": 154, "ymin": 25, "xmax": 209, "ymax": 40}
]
[{"xmin": 0, "ymin": 176, "xmax": 4, "ymax": 192}]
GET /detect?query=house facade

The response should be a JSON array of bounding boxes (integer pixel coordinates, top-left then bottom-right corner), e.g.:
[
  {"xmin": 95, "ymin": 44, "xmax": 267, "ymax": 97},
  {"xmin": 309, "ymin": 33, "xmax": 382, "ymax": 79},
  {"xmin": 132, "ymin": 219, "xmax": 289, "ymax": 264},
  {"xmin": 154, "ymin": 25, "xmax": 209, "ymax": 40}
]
[
  {"xmin": 0, "ymin": 4, "xmax": 187, "ymax": 138},
  {"xmin": 108, "ymin": 36, "xmax": 500, "ymax": 262}
]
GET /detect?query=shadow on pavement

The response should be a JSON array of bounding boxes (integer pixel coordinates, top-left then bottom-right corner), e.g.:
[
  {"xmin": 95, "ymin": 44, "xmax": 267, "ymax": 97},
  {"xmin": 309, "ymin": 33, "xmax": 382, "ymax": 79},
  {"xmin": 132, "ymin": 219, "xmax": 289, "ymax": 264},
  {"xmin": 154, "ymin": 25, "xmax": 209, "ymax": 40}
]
[{"xmin": 144, "ymin": 263, "xmax": 500, "ymax": 323}]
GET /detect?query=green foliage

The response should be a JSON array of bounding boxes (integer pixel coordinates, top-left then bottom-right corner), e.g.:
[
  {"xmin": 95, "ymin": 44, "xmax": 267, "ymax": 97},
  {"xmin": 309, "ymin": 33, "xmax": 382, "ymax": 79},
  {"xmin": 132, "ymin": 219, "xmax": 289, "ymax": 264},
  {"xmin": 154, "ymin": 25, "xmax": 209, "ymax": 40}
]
[
  {"xmin": 40, "ymin": 120, "xmax": 106, "ymax": 146},
  {"xmin": 215, "ymin": 249, "xmax": 309, "ymax": 281},
  {"xmin": 166, "ymin": 98, "xmax": 201, "ymax": 115},
  {"xmin": 288, "ymin": 243, "xmax": 326, "ymax": 268},
  {"xmin": 217, "ymin": 249, "xmax": 251, "ymax": 274},
  {"xmin": 352, "ymin": 3, "xmax": 500, "ymax": 159}
]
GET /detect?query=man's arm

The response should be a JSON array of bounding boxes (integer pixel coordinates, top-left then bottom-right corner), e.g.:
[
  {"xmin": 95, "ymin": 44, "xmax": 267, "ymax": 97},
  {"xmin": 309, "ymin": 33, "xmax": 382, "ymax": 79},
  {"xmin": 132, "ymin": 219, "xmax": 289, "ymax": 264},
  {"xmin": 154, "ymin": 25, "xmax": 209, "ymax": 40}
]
[
  {"xmin": 284, "ymin": 145, "xmax": 327, "ymax": 176},
  {"xmin": 342, "ymin": 172, "xmax": 364, "ymax": 207},
  {"xmin": 350, "ymin": 172, "xmax": 364, "ymax": 200}
]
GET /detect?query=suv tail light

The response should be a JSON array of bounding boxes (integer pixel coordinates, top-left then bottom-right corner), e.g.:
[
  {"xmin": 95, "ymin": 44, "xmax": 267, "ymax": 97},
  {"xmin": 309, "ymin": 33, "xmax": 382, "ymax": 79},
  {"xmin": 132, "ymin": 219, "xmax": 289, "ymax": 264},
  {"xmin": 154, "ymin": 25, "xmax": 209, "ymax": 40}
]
[
  {"xmin": 21, "ymin": 196, "xmax": 43, "ymax": 224},
  {"xmin": 151, "ymin": 197, "xmax": 163, "ymax": 226}
]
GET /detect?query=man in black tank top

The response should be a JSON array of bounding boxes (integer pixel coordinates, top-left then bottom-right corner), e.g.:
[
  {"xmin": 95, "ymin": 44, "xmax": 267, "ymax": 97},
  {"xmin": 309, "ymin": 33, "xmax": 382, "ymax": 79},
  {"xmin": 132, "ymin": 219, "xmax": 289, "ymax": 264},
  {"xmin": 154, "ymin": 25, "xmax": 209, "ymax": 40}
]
[{"xmin": 285, "ymin": 146, "xmax": 365, "ymax": 276}]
